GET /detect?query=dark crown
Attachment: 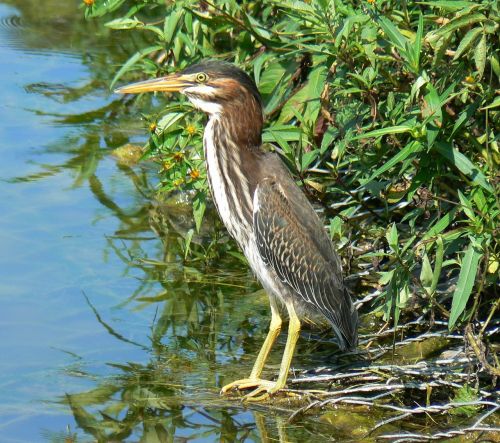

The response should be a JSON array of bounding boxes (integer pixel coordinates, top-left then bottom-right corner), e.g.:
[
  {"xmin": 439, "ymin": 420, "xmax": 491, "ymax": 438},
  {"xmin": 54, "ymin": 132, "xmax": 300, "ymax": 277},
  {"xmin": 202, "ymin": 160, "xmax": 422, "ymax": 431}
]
[{"xmin": 182, "ymin": 60, "xmax": 262, "ymax": 105}]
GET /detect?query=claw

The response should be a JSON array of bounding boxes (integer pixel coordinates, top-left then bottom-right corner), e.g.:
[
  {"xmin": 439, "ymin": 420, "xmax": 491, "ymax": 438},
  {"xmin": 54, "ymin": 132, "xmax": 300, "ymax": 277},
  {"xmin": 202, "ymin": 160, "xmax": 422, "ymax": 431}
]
[
  {"xmin": 221, "ymin": 378, "xmax": 297, "ymax": 402},
  {"xmin": 242, "ymin": 382, "xmax": 276, "ymax": 402},
  {"xmin": 220, "ymin": 378, "xmax": 265, "ymax": 395},
  {"xmin": 221, "ymin": 302, "xmax": 302, "ymax": 403}
]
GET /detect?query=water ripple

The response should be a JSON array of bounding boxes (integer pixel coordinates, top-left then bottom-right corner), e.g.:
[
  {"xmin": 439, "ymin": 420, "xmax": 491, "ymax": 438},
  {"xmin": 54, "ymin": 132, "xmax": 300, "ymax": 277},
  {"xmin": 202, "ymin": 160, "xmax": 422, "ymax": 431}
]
[{"xmin": 0, "ymin": 13, "xmax": 24, "ymax": 31}]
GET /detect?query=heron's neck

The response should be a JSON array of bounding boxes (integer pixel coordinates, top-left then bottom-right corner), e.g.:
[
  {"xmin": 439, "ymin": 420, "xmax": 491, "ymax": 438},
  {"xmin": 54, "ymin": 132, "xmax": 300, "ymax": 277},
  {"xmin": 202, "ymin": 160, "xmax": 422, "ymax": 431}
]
[
  {"xmin": 203, "ymin": 111, "xmax": 261, "ymax": 246},
  {"xmin": 211, "ymin": 99, "xmax": 263, "ymax": 149}
]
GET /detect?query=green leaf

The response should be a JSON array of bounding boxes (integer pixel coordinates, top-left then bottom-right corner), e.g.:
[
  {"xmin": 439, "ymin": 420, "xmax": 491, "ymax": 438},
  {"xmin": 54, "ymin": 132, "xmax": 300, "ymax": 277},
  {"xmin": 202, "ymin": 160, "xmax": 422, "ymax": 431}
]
[
  {"xmin": 105, "ymin": 17, "xmax": 143, "ymax": 30},
  {"xmin": 263, "ymin": 125, "xmax": 302, "ymax": 142},
  {"xmin": 409, "ymin": 73, "xmax": 429, "ymax": 103},
  {"xmin": 304, "ymin": 66, "xmax": 328, "ymax": 126},
  {"xmin": 386, "ymin": 223, "xmax": 399, "ymax": 252},
  {"xmin": 164, "ymin": 8, "xmax": 184, "ymax": 43},
  {"xmin": 458, "ymin": 189, "xmax": 476, "ymax": 221},
  {"xmin": 320, "ymin": 126, "xmax": 337, "ymax": 154},
  {"xmin": 420, "ymin": 252, "xmax": 433, "ymax": 293},
  {"xmin": 86, "ymin": 0, "xmax": 127, "ymax": 17},
  {"xmin": 142, "ymin": 25, "xmax": 165, "ymax": 39},
  {"xmin": 360, "ymin": 141, "xmax": 423, "ymax": 187},
  {"xmin": 184, "ymin": 228, "xmax": 194, "ymax": 259},
  {"xmin": 300, "ymin": 149, "xmax": 320, "ymax": 171},
  {"xmin": 352, "ymin": 124, "xmax": 414, "ymax": 139},
  {"xmin": 432, "ymin": 13, "xmax": 486, "ymax": 38},
  {"xmin": 434, "ymin": 141, "xmax": 493, "ymax": 193},
  {"xmin": 490, "ymin": 54, "xmax": 500, "ymax": 79},
  {"xmin": 474, "ymin": 33, "xmax": 487, "ymax": 79},
  {"xmin": 422, "ymin": 208, "xmax": 458, "ymax": 240},
  {"xmin": 431, "ymin": 236, "xmax": 444, "ymax": 294},
  {"xmin": 472, "ymin": 188, "xmax": 487, "ymax": 214},
  {"xmin": 418, "ymin": 1, "xmax": 475, "ymax": 11},
  {"xmin": 279, "ymin": 86, "xmax": 309, "ymax": 123},
  {"xmin": 480, "ymin": 95, "xmax": 500, "ymax": 110},
  {"xmin": 110, "ymin": 45, "xmax": 163, "ymax": 90},
  {"xmin": 423, "ymin": 83, "xmax": 443, "ymax": 147},
  {"xmin": 242, "ymin": 12, "xmax": 276, "ymax": 45},
  {"xmin": 266, "ymin": 128, "xmax": 293, "ymax": 155},
  {"xmin": 377, "ymin": 16, "xmax": 408, "ymax": 51},
  {"xmin": 192, "ymin": 191, "xmax": 206, "ymax": 232},
  {"xmin": 411, "ymin": 13, "xmax": 424, "ymax": 72},
  {"xmin": 450, "ymin": 385, "xmax": 480, "ymax": 417},
  {"xmin": 398, "ymin": 281, "xmax": 410, "ymax": 307},
  {"xmin": 157, "ymin": 112, "xmax": 184, "ymax": 132},
  {"xmin": 450, "ymin": 97, "xmax": 481, "ymax": 138},
  {"xmin": 448, "ymin": 239, "xmax": 482, "ymax": 330},
  {"xmin": 453, "ymin": 27, "xmax": 482, "ymax": 60},
  {"xmin": 379, "ymin": 269, "xmax": 395, "ymax": 285}
]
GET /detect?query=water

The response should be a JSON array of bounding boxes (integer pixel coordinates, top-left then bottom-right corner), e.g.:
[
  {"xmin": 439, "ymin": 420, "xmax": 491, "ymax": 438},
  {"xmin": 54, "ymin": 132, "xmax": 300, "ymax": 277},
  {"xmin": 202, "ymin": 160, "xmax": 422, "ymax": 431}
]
[{"xmin": 0, "ymin": 2, "xmax": 347, "ymax": 441}]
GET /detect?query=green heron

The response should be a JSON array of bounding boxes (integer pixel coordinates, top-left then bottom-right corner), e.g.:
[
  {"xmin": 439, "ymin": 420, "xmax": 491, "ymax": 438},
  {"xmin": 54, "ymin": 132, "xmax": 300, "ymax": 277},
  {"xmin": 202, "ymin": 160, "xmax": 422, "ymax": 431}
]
[{"xmin": 116, "ymin": 60, "xmax": 358, "ymax": 401}]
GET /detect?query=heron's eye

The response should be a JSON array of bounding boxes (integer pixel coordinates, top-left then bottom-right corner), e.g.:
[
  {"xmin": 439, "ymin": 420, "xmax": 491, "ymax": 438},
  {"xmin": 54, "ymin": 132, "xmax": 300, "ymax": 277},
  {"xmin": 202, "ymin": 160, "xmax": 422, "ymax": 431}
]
[{"xmin": 195, "ymin": 72, "xmax": 208, "ymax": 83}]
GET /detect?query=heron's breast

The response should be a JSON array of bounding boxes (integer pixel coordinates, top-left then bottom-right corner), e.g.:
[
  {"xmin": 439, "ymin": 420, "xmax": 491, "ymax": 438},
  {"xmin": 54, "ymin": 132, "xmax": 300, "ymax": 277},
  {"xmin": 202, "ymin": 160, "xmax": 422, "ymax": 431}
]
[{"xmin": 203, "ymin": 118, "xmax": 253, "ymax": 245}]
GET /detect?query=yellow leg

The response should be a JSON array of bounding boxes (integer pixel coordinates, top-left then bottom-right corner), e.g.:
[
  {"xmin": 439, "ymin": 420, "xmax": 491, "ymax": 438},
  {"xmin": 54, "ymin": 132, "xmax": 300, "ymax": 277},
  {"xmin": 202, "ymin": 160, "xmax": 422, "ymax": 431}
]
[
  {"xmin": 221, "ymin": 300, "xmax": 302, "ymax": 402},
  {"xmin": 221, "ymin": 299, "xmax": 282, "ymax": 394},
  {"xmin": 243, "ymin": 301, "xmax": 301, "ymax": 401}
]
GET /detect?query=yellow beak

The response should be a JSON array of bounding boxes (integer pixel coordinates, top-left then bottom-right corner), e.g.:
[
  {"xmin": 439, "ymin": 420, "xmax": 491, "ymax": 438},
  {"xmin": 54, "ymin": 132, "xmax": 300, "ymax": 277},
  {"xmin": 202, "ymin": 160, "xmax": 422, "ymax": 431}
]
[{"xmin": 114, "ymin": 74, "xmax": 192, "ymax": 94}]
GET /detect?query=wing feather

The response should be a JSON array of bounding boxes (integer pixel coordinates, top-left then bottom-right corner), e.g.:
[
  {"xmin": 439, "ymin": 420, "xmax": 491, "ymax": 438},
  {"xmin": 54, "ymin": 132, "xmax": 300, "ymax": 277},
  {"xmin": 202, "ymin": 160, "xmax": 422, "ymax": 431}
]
[{"xmin": 253, "ymin": 175, "xmax": 358, "ymax": 349}]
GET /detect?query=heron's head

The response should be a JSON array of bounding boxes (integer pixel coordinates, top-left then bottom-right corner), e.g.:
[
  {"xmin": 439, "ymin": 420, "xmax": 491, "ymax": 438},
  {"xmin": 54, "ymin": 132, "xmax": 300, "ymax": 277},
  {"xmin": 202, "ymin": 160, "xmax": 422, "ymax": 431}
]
[{"xmin": 115, "ymin": 60, "xmax": 262, "ymax": 117}]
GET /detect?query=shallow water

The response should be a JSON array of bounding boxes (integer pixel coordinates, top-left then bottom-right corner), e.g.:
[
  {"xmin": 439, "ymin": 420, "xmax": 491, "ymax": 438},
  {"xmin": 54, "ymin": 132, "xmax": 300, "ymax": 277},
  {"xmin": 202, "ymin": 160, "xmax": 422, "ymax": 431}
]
[{"xmin": 0, "ymin": 2, "xmax": 354, "ymax": 441}]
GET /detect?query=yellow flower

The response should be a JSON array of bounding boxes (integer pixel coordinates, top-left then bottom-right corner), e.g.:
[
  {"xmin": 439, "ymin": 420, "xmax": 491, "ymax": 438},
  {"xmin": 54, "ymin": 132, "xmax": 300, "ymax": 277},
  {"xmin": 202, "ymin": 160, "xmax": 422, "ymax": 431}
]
[
  {"xmin": 186, "ymin": 124, "xmax": 197, "ymax": 135},
  {"xmin": 190, "ymin": 169, "xmax": 200, "ymax": 179},
  {"xmin": 162, "ymin": 161, "xmax": 172, "ymax": 171},
  {"xmin": 367, "ymin": 0, "xmax": 376, "ymax": 4},
  {"xmin": 173, "ymin": 152, "xmax": 184, "ymax": 162},
  {"xmin": 173, "ymin": 178, "xmax": 184, "ymax": 187},
  {"xmin": 465, "ymin": 76, "xmax": 475, "ymax": 84},
  {"xmin": 83, "ymin": 0, "xmax": 94, "ymax": 5},
  {"xmin": 149, "ymin": 122, "xmax": 157, "ymax": 133}
]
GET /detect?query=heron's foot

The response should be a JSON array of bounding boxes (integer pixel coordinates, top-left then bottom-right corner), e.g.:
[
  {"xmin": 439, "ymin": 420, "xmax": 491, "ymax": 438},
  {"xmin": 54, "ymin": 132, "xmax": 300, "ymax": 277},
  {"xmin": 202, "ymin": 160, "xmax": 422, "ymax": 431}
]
[
  {"xmin": 220, "ymin": 377, "xmax": 266, "ymax": 395},
  {"xmin": 221, "ymin": 378, "xmax": 294, "ymax": 402}
]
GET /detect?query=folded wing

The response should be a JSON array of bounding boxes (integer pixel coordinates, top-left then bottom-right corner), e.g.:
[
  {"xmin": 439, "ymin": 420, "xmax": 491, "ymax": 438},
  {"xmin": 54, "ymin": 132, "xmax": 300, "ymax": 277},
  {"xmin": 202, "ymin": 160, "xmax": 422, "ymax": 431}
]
[{"xmin": 253, "ymin": 175, "xmax": 358, "ymax": 349}]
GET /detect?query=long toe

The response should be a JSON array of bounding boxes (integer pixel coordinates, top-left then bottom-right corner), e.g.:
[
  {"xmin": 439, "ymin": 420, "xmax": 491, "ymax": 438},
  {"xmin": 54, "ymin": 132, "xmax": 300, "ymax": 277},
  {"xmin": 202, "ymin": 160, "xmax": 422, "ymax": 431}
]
[
  {"xmin": 220, "ymin": 378, "xmax": 264, "ymax": 394},
  {"xmin": 242, "ymin": 380, "xmax": 291, "ymax": 402}
]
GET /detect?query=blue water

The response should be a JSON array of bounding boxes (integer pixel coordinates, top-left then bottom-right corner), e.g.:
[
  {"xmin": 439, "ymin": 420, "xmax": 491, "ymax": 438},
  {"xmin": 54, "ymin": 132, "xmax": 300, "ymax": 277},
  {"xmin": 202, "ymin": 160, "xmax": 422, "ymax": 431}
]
[{"xmin": 0, "ymin": 2, "xmax": 169, "ymax": 440}]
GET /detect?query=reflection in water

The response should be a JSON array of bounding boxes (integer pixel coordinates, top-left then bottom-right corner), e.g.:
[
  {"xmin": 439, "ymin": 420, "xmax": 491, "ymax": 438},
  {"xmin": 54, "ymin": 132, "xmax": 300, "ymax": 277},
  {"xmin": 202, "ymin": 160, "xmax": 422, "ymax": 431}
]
[{"xmin": 59, "ymin": 303, "xmax": 331, "ymax": 443}]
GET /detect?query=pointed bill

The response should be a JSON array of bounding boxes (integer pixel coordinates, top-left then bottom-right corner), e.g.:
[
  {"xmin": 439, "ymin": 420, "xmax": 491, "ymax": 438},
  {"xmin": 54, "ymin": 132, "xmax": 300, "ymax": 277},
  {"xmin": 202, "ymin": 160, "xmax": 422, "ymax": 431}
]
[{"xmin": 114, "ymin": 74, "xmax": 193, "ymax": 94}]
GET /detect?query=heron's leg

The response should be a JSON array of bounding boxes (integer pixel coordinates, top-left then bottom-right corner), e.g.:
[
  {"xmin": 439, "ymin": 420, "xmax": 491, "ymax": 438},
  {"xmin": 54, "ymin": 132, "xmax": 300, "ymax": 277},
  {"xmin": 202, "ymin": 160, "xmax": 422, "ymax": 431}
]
[
  {"xmin": 249, "ymin": 299, "xmax": 282, "ymax": 379},
  {"xmin": 242, "ymin": 300, "xmax": 301, "ymax": 401},
  {"xmin": 273, "ymin": 301, "xmax": 301, "ymax": 388},
  {"xmin": 220, "ymin": 299, "xmax": 282, "ymax": 394}
]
